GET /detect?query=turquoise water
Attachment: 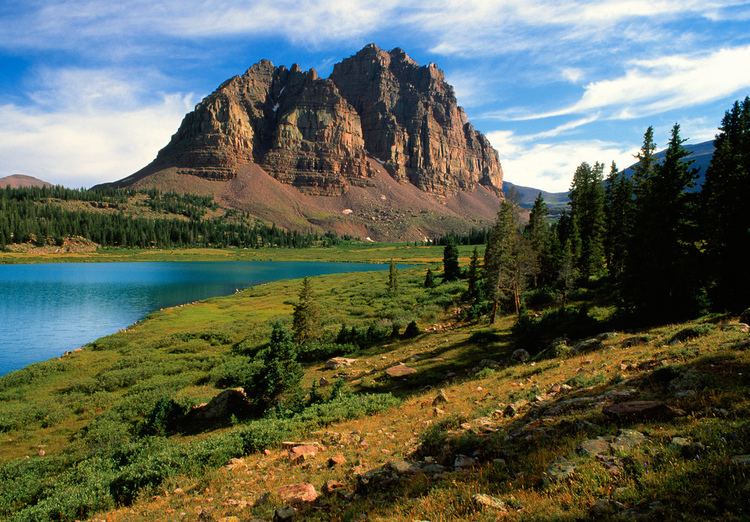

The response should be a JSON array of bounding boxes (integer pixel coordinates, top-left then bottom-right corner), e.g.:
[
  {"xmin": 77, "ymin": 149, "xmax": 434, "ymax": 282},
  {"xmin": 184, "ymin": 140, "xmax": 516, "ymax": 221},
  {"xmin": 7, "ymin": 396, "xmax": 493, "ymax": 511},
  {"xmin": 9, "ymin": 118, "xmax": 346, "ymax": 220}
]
[{"xmin": 0, "ymin": 261, "xmax": 387, "ymax": 375}]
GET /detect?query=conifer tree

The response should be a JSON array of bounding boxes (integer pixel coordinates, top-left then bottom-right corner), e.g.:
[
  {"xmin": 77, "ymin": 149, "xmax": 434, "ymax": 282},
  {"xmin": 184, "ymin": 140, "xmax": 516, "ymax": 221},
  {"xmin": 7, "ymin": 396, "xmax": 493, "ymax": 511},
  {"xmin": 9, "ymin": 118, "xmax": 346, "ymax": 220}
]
[
  {"xmin": 525, "ymin": 192, "xmax": 548, "ymax": 287},
  {"xmin": 624, "ymin": 124, "xmax": 700, "ymax": 321},
  {"xmin": 246, "ymin": 322, "xmax": 303, "ymax": 410},
  {"xmin": 484, "ymin": 201, "xmax": 531, "ymax": 321},
  {"xmin": 292, "ymin": 277, "xmax": 320, "ymax": 344},
  {"xmin": 604, "ymin": 161, "xmax": 634, "ymax": 289},
  {"xmin": 702, "ymin": 97, "xmax": 750, "ymax": 311},
  {"xmin": 424, "ymin": 268, "xmax": 435, "ymax": 288},
  {"xmin": 442, "ymin": 241, "xmax": 460, "ymax": 281},
  {"xmin": 569, "ymin": 161, "xmax": 606, "ymax": 279},
  {"xmin": 465, "ymin": 247, "xmax": 481, "ymax": 302},
  {"xmin": 387, "ymin": 258, "xmax": 399, "ymax": 295}
]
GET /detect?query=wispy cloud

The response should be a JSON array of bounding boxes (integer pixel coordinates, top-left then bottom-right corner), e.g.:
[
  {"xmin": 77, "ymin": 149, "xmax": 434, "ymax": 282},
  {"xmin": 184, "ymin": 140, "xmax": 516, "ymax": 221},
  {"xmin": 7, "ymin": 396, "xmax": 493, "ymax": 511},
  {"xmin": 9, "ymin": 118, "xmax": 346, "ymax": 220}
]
[
  {"xmin": 512, "ymin": 45, "xmax": 750, "ymax": 121},
  {"xmin": 0, "ymin": 68, "xmax": 194, "ymax": 186}
]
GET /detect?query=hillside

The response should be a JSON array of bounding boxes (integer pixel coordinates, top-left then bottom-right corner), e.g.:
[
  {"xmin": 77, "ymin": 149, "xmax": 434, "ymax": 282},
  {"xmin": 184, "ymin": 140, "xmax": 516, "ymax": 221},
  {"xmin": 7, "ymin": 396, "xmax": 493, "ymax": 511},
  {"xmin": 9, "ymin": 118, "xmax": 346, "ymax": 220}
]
[
  {"xmin": 502, "ymin": 180, "xmax": 569, "ymax": 214},
  {"xmin": 0, "ymin": 174, "xmax": 52, "ymax": 189},
  {"xmin": 1, "ymin": 262, "xmax": 748, "ymax": 521},
  {"xmin": 101, "ymin": 45, "xmax": 504, "ymax": 241},
  {"xmin": 621, "ymin": 139, "xmax": 714, "ymax": 190}
]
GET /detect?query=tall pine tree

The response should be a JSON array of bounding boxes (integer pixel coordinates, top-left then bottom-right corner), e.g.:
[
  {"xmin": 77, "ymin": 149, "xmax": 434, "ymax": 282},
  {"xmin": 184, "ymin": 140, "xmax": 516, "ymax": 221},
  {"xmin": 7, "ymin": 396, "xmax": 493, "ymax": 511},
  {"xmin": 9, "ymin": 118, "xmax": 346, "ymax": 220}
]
[
  {"xmin": 702, "ymin": 97, "xmax": 750, "ymax": 311},
  {"xmin": 569, "ymin": 161, "xmax": 606, "ymax": 279},
  {"xmin": 624, "ymin": 124, "xmax": 701, "ymax": 322},
  {"xmin": 604, "ymin": 161, "xmax": 634, "ymax": 291}
]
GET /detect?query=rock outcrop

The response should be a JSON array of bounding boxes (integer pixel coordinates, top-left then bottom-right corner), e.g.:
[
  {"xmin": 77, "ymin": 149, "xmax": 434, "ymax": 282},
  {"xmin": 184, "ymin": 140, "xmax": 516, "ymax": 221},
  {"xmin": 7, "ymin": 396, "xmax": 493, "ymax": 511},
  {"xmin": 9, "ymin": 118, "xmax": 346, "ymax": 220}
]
[
  {"xmin": 331, "ymin": 44, "xmax": 503, "ymax": 194},
  {"xmin": 143, "ymin": 61, "xmax": 371, "ymax": 195},
  {"xmin": 118, "ymin": 44, "xmax": 502, "ymax": 198}
]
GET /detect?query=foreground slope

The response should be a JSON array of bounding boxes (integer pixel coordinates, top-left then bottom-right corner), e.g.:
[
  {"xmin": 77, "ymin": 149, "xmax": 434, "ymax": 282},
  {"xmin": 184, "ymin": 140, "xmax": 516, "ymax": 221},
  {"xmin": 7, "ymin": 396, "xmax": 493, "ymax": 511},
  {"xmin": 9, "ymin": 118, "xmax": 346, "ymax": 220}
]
[
  {"xmin": 1, "ymin": 264, "xmax": 748, "ymax": 521},
  {"xmin": 102, "ymin": 45, "xmax": 504, "ymax": 240}
]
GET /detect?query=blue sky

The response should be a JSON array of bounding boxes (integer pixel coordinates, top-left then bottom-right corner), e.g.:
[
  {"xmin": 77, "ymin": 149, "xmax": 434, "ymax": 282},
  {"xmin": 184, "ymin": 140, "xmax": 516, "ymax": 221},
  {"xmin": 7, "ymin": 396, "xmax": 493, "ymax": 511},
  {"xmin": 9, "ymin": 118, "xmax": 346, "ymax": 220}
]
[{"xmin": 1, "ymin": 1, "xmax": 749, "ymax": 192}]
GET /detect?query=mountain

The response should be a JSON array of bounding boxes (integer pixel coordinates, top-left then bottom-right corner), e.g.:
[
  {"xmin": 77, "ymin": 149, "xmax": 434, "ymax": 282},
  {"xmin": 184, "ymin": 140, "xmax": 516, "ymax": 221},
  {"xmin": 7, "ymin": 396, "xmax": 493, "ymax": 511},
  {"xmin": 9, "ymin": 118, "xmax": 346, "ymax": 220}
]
[
  {"xmin": 502, "ymin": 180, "xmax": 569, "ymax": 212},
  {"xmin": 501, "ymin": 139, "xmax": 716, "ymax": 216},
  {"xmin": 103, "ymin": 44, "xmax": 504, "ymax": 241},
  {"xmin": 622, "ymin": 139, "xmax": 714, "ymax": 190},
  {"xmin": 0, "ymin": 174, "xmax": 52, "ymax": 189}
]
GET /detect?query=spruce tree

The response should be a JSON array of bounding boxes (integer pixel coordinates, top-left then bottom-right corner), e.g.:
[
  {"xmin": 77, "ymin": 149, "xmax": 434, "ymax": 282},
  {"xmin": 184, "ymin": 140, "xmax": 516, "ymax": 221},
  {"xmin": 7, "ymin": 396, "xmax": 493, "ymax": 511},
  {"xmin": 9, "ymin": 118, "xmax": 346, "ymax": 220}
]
[
  {"xmin": 525, "ymin": 192, "xmax": 548, "ymax": 287},
  {"xmin": 387, "ymin": 258, "xmax": 399, "ymax": 295},
  {"xmin": 624, "ymin": 124, "xmax": 700, "ymax": 321},
  {"xmin": 484, "ymin": 201, "xmax": 530, "ymax": 321},
  {"xmin": 424, "ymin": 268, "xmax": 436, "ymax": 288},
  {"xmin": 569, "ymin": 161, "xmax": 606, "ymax": 279},
  {"xmin": 442, "ymin": 241, "xmax": 460, "ymax": 281},
  {"xmin": 465, "ymin": 247, "xmax": 481, "ymax": 302},
  {"xmin": 292, "ymin": 277, "xmax": 320, "ymax": 344},
  {"xmin": 604, "ymin": 161, "xmax": 634, "ymax": 291},
  {"xmin": 246, "ymin": 322, "xmax": 303, "ymax": 410},
  {"xmin": 702, "ymin": 97, "xmax": 750, "ymax": 311}
]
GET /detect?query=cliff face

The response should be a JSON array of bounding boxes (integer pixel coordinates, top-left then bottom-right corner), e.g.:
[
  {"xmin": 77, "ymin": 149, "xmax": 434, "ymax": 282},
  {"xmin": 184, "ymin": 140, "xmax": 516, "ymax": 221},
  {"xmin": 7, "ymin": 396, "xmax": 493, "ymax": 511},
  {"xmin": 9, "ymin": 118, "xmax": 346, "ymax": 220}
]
[
  {"xmin": 330, "ymin": 45, "xmax": 503, "ymax": 194},
  {"xmin": 153, "ymin": 60, "xmax": 371, "ymax": 195},
  {"xmin": 134, "ymin": 44, "xmax": 501, "ymax": 197}
]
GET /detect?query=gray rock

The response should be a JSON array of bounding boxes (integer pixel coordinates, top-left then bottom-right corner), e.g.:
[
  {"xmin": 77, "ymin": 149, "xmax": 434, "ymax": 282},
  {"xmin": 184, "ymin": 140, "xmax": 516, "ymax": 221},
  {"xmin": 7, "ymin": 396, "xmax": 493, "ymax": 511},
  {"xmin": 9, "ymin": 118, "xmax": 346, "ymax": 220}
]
[
  {"xmin": 512, "ymin": 349, "xmax": 530, "ymax": 362},
  {"xmin": 578, "ymin": 437, "xmax": 612, "ymax": 457},
  {"xmin": 274, "ymin": 506, "xmax": 297, "ymax": 521},
  {"xmin": 472, "ymin": 493, "xmax": 508, "ymax": 512},
  {"xmin": 547, "ymin": 457, "xmax": 576, "ymax": 482},
  {"xmin": 454, "ymin": 455, "xmax": 476, "ymax": 469},
  {"xmin": 573, "ymin": 337, "xmax": 603, "ymax": 354},
  {"xmin": 422, "ymin": 463, "xmax": 447, "ymax": 474},
  {"xmin": 611, "ymin": 429, "xmax": 646, "ymax": 453}
]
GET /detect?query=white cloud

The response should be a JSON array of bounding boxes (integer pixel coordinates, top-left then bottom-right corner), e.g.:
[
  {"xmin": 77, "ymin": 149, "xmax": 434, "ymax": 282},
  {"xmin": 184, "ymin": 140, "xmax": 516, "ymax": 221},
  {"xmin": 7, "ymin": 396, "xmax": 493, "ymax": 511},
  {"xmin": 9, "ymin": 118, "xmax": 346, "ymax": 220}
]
[
  {"xmin": 561, "ymin": 67, "xmax": 584, "ymax": 84},
  {"xmin": 0, "ymin": 68, "xmax": 194, "ymax": 187},
  {"xmin": 487, "ymin": 129, "xmax": 638, "ymax": 192},
  {"xmin": 517, "ymin": 45, "xmax": 750, "ymax": 121}
]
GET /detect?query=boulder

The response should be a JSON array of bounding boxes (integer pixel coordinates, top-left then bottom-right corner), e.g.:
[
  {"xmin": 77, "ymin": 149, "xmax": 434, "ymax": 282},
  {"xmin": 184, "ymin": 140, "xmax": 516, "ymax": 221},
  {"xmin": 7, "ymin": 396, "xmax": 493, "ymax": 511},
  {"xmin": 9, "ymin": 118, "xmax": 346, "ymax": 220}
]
[
  {"xmin": 276, "ymin": 483, "xmax": 318, "ymax": 504},
  {"xmin": 182, "ymin": 388, "xmax": 252, "ymax": 430},
  {"xmin": 453, "ymin": 455, "xmax": 476, "ymax": 469},
  {"xmin": 573, "ymin": 338, "xmax": 604, "ymax": 354},
  {"xmin": 472, "ymin": 493, "xmax": 508, "ymax": 512},
  {"xmin": 288, "ymin": 444, "xmax": 318, "ymax": 463},
  {"xmin": 578, "ymin": 437, "xmax": 612, "ymax": 457},
  {"xmin": 323, "ymin": 479, "xmax": 345, "ymax": 494},
  {"xmin": 603, "ymin": 401, "xmax": 682, "ymax": 422},
  {"xmin": 611, "ymin": 429, "xmax": 646, "ymax": 453},
  {"xmin": 328, "ymin": 454, "xmax": 346, "ymax": 468},
  {"xmin": 512, "ymin": 349, "xmax": 530, "ymax": 362},
  {"xmin": 385, "ymin": 363, "xmax": 417, "ymax": 378},
  {"xmin": 274, "ymin": 506, "xmax": 297, "ymax": 521},
  {"xmin": 432, "ymin": 389, "xmax": 449, "ymax": 405},
  {"xmin": 325, "ymin": 357, "xmax": 357, "ymax": 370}
]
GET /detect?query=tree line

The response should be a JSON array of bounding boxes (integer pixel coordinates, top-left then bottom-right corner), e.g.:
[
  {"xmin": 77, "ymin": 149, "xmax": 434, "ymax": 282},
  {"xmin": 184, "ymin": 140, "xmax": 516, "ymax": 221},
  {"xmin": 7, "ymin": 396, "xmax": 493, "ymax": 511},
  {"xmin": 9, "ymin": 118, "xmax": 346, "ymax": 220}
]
[
  {"xmin": 0, "ymin": 187, "xmax": 339, "ymax": 249},
  {"xmin": 449, "ymin": 97, "xmax": 750, "ymax": 325}
]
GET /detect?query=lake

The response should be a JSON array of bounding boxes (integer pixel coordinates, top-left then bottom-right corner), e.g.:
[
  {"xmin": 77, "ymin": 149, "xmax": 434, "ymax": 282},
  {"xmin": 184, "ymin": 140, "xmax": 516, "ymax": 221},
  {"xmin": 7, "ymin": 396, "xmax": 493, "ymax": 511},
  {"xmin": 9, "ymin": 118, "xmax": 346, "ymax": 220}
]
[{"xmin": 0, "ymin": 261, "xmax": 389, "ymax": 375}]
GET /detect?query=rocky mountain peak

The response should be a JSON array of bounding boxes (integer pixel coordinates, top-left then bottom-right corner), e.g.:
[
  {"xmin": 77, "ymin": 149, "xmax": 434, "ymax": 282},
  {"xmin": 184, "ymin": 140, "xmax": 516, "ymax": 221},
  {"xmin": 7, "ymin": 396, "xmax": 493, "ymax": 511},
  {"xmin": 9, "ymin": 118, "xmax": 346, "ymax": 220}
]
[{"xmin": 122, "ymin": 44, "xmax": 503, "ymax": 197}]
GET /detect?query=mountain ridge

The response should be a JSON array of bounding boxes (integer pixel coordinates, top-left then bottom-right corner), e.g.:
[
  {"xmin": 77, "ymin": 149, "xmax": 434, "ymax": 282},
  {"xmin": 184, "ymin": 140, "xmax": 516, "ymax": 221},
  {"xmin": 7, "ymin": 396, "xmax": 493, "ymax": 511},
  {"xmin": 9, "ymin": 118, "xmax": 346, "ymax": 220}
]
[{"xmin": 103, "ymin": 45, "xmax": 504, "ymax": 241}]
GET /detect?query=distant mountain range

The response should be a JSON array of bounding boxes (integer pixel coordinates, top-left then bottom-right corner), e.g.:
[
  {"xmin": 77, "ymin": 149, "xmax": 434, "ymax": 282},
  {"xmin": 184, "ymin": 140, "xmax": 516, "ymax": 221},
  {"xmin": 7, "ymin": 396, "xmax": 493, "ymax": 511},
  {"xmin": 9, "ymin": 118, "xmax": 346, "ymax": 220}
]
[
  {"xmin": 621, "ymin": 139, "xmax": 715, "ymax": 191},
  {"xmin": 0, "ymin": 175, "xmax": 52, "ymax": 189},
  {"xmin": 504, "ymin": 139, "xmax": 716, "ymax": 213}
]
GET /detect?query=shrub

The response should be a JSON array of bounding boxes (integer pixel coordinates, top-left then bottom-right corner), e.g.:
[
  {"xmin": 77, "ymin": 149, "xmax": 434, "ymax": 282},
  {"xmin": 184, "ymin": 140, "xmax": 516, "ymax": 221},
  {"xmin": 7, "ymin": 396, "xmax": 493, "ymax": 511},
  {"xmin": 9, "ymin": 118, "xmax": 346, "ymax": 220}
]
[
  {"xmin": 513, "ymin": 307, "xmax": 600, "ymax": 353},
  {"xmin": 403, "ymin": 321, "xmax": 420, "ymax": 339}
]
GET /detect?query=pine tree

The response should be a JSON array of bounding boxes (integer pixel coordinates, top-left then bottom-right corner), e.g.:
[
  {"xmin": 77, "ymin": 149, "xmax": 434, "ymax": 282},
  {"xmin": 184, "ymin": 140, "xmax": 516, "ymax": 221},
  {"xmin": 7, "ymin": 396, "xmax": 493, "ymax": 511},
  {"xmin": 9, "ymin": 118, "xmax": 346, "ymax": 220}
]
[
  {"xmin": 292, "ymin": 278, "xmax": 320, "ymax": 344},
  {"xmin": 624, "ymin": 124, "xmax": 700, "ymax": 322},
  {"xmin": 465, "ymin": 247, "xmax": 481, "ymax": 302},
  {"xmin": 424, "ymin": 268, "xmax": 436, "ymax": 288},
  {"xmin": 387, "ymin": 258, "xmax": 399, "ymax": 295},
  {"xmin": 525, "ymin": 192, "xmax": 548, "ymax": 287},
  {"xmin": 442, "ymin": 241, "xmax": 460, "ymax": 281},
  {"xmin": 484, "ymin": 201, "xmax": 531, "ymax": 321},
  {"xmin": 604, "ymin": 161, "xmax": 634, "ymax": 290},
  {"xmin": 569, "ymin": 161, "xmax": 606, "ymax": 279},
  {"xmin": 246, "ymin": 322, "xmax": 303, "ymax": 410},
  {"xmin": 702, "ymin": 97, "xmax": 750, "ymax": 311}
]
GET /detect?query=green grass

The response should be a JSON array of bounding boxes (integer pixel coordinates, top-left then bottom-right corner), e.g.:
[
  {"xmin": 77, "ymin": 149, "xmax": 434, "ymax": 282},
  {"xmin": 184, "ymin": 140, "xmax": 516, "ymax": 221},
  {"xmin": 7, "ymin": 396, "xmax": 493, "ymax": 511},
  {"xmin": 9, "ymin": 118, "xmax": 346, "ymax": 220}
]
[{"xmin": 0, "ymin": 243, "xmax": 484, "ymax": 265}]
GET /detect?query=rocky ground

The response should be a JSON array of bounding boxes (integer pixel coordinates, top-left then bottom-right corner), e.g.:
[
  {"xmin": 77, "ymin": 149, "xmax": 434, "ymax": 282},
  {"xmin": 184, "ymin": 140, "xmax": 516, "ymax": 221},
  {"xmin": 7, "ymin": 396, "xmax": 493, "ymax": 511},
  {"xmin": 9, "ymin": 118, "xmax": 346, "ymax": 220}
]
[{"xmin": 101, "ymin": 317, "xmax": 750, "ymax": 521}]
